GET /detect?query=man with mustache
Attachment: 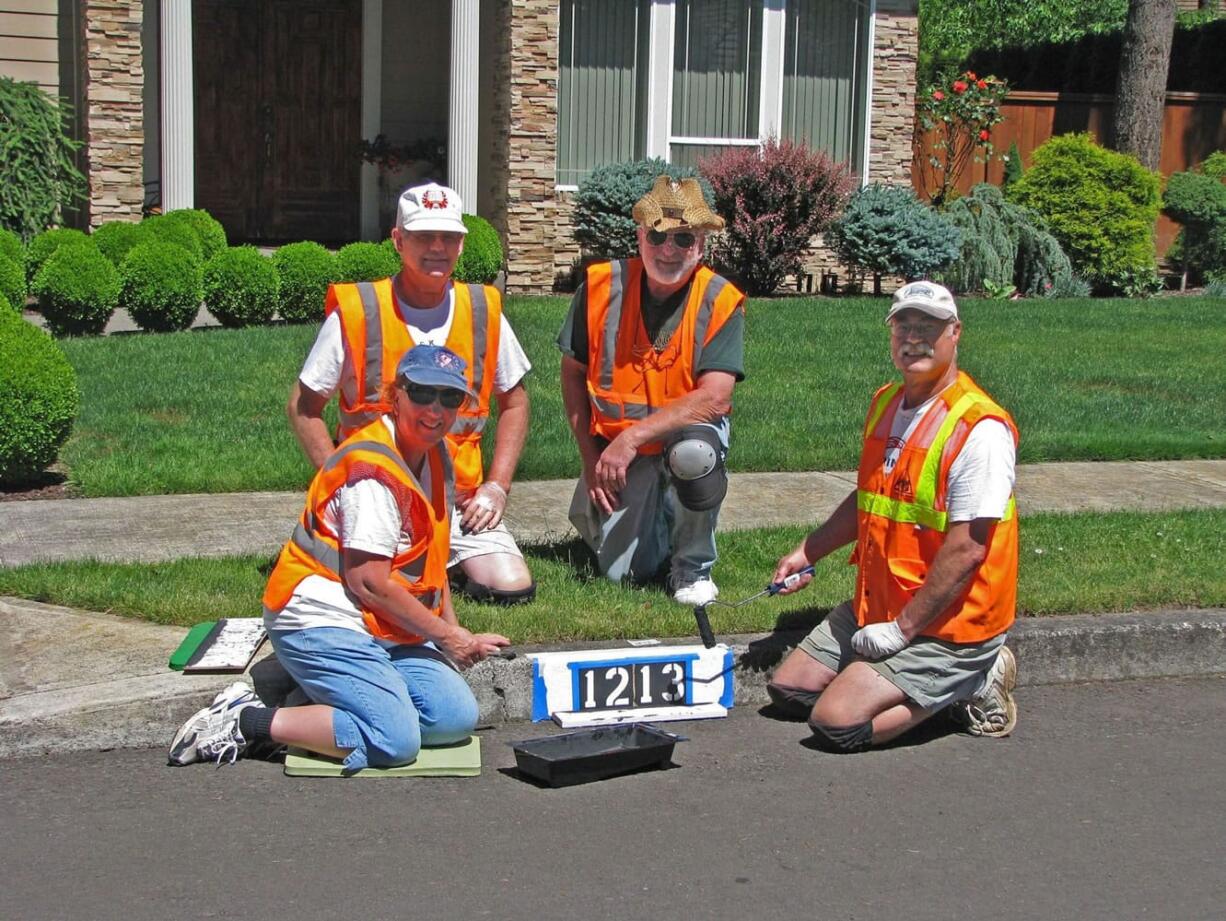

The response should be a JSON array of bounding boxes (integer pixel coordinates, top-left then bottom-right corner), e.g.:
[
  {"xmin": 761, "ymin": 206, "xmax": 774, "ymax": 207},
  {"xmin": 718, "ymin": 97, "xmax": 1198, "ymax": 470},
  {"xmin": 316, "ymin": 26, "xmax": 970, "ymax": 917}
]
[
  {"xmin": 767, "ymin": 281, "xmax": 1020, "ymax": 751},
  {"xmin": 558, "ymin": 176, "xmax": 745, "ymax": 605}
]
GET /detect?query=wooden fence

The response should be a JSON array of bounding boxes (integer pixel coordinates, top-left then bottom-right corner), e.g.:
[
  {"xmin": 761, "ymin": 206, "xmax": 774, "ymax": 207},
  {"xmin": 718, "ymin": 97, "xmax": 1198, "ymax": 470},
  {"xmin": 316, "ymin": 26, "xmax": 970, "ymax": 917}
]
[{"xmin": 913, "ymin": 91, "xmax": 1226, "ymax": 256}]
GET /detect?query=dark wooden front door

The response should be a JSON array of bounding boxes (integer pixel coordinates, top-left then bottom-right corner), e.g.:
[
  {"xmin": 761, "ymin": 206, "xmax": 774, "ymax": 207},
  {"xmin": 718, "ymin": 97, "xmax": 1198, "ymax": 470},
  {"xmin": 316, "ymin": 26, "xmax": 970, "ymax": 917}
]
[{"xmin": 194, "ymin": 0, "xmax": 362, "ymax": 244}]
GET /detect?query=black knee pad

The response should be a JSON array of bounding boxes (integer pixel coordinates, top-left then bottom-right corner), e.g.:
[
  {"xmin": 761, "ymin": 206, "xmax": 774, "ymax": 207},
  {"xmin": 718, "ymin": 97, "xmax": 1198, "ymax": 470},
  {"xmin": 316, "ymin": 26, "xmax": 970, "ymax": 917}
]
[
  {"xmin": 766, "ymin": 682, "xmax": 820, "ymax": 721},
  {"xmin": 665, "ymin": 425, "xmax": 727, "ymax": 512},
  {"xmin": 460, "ymin": 578, "xmax": 536, "ymax": 606},
  {"xmin": 808, "ymin": 719, "xmax": 874, "ymax": 753}
]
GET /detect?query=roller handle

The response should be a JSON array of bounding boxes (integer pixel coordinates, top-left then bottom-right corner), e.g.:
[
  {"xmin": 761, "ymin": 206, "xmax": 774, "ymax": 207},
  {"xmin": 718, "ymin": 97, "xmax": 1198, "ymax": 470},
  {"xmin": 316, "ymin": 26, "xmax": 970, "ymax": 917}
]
[
  {"xmin": 767, "ymin": 564, "xmax": 816, "ymax": 596},
  {"xmin": 693, "ymin": 604, "xmax": 717, "ymax": 648}
]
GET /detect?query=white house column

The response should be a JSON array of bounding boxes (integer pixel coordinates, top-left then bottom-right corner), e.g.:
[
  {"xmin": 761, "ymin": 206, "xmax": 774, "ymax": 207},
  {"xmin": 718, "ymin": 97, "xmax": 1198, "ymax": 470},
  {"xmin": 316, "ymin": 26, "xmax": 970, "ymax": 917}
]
[
  {"xmin": 758, "ymin": 0, "xmax": 786, "ymax": 140},
  {"xmin": 643, "ymin": 0, "xmax": 675, "ymax": 159},
  {"xmin": 360, "ymin": 0, "xmax": 383, "ymax": 239},
  {"xmin": 160, "ymin": 0, "xmax": 194, "ymax": 210},
  {"xmin": 448, "ymin": 0, "xmax": 479, "ymax": 209}
]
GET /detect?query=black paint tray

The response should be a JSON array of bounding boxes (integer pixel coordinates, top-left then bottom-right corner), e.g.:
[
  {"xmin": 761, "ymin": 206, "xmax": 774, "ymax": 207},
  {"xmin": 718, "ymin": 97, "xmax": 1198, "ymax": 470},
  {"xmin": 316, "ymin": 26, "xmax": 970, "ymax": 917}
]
[{"xmin": 508, "ymin": 723, "xmax": 686, "ymax": 786}]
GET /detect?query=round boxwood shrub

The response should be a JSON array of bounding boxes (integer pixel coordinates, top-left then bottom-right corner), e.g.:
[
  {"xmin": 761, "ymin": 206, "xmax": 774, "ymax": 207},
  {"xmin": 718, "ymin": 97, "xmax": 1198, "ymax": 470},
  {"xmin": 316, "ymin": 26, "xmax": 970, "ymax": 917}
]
[
  {"xmin": 27, "ymin": 227, "xmax": 91, "ymax": 283},
  {"xmin": 336, "ymin": 241, "xmax": 400, "ymax": 282},
  {"xmin": 273, "ymin": 241, "xmax": 338, "ymax": 323},
  {"xmin": 0, "ymin": 307, "xmax": 80, "ymax": 484},
  {"xmin": 0, "ymin": 226, "xmax": 24, "ymax": 272},
  {"xmin": 119, "ymin": 241, "xmax": 203, "ymax": 332},
  {"xmin": 0, "ymin": 254, "xmax": 25, "ymax": 312},
  {"xmin": 202, "ymin": 245, "xmax": 279, "ymax": 327},
  {"xmin": 452, "ymin": 214, "xmax": 502, "ymax": 284},
  {"xmin": 1007, "ymin": 133, "xmax": 1161, "ymax": 294},
  {"xmin": 161, "ymin": 208, "xmax": 228, "ymax": 260},
  {"xmin": 32, "ymin": 242, "xmax": 120, "ymax": 336},
  {"xmin": 91, "ymin": 220, "xmax": 146, "ymax": 267},
  {"xmin": 138, "ymin": 214, "xmax": 205, "ymax": 260}
]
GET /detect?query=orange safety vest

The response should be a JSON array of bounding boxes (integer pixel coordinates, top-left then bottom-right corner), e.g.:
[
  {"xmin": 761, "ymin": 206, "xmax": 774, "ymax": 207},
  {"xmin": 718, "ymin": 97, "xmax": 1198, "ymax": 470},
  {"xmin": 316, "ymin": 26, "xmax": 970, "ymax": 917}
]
[
  {"xmin": 323, "ymin": 276, "xmax": 501, "ymax": 493},
  {"xmin": 852, "ymin": 371, "xmax": 1019, "ymax": 644},
  {"xmin": 263, "ymin": 417, "xmax": 454, "ymax": 646},
  {"xmin": 583, "ymin": 258, "xmax": 744, "ymax": 454}
]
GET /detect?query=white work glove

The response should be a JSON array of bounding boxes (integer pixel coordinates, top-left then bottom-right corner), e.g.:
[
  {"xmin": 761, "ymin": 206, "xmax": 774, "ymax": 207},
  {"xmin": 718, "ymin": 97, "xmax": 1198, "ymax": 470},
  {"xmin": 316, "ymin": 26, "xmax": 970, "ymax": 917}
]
[
  {"xmin": 851, "ymin": 621, "xmax": 908, "ymax": 659},
  {"xmin": 460, "ymin": 481, "xmax": 507, "ymax": 534}
]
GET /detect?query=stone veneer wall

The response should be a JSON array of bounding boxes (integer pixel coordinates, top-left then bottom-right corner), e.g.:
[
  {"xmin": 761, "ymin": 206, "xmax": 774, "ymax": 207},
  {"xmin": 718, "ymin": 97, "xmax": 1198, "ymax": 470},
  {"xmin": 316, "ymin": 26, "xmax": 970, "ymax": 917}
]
[{"xmin": 84, "ymin": 0, "xmax": 145, "ymax": 226}]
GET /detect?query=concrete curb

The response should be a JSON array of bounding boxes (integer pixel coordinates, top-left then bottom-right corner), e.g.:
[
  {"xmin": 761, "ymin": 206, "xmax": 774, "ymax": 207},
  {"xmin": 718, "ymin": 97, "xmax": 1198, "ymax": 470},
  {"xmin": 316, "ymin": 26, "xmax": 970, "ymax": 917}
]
[{"xmin": 3, "ymin": 599, "xmax": 1224, "ymax": 759}]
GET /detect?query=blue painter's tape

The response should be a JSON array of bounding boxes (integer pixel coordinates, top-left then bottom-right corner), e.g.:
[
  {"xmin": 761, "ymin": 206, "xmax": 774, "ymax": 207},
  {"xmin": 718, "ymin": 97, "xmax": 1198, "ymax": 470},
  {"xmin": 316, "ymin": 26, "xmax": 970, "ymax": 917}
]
[
  {"xmin": 719, "ymin": 648, "xmax": 735, "ymax": 708},
  {"xmin": 531, "ymin": 659, "xmax": 548, "ymax": 722}
]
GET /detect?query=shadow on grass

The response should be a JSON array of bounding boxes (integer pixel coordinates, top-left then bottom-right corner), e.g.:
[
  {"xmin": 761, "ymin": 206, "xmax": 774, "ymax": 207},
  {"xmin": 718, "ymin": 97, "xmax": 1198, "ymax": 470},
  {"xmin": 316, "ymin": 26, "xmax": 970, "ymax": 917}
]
[{"xmin": 520, "ymin": 537, "xmax": 670, "ymax": 591}]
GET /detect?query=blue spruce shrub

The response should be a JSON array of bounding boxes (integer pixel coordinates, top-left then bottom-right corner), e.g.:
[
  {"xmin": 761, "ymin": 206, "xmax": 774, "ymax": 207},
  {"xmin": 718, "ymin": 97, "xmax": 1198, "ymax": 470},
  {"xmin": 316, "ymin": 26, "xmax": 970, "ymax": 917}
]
[{"xmin": 826, "ymin": 183, "xmax": 963, "ymax": 284}]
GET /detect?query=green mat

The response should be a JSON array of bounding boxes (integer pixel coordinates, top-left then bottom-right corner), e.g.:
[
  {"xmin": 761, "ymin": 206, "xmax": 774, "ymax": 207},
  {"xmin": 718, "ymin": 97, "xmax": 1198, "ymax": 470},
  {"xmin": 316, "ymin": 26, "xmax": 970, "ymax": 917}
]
[{"xmin": 283, "ymin": 736, "xmax": 481, "ymax": 777}]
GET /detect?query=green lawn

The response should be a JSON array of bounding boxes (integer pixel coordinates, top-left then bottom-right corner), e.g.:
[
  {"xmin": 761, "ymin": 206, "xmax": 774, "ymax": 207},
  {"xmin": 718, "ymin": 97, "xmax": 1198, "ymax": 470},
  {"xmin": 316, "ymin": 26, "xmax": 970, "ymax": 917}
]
[
  {"xmin": 56, "ymin": 295, "xmax": 1226, "ymax": 496},
  {"xmin": 2, "ymin": 509, "xmax": 1222, "ymax": 643}
]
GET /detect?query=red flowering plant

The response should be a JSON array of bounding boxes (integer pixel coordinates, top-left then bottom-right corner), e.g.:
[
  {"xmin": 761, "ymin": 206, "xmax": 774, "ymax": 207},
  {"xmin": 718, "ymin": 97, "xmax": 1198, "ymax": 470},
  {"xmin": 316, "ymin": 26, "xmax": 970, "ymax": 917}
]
[{"xmin": 916, "ymin": 70, "xmax": 1008, "ymax": 205}]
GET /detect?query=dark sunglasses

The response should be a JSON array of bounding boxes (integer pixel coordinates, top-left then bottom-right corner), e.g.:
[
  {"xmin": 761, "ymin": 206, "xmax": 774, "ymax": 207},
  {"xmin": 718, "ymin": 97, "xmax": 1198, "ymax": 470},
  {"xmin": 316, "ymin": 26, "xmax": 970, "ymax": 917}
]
[
  {"xmin": 646, "ymin": 229, "xmax": 698, "ymax": 250},
  {"xmin": 404, "ymin": 383, "xmax": 466, "ymax": 409}
]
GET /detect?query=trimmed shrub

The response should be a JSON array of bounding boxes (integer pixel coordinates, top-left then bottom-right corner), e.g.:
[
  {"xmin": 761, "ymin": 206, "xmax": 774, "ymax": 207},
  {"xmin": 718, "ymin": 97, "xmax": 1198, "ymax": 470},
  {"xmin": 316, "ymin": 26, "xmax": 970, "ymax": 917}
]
[
  {"xmin": 1002, "ymin": 141, "xmax": 1024, "ymax": 188},
  {"xmin": 0, "ymin": 308, "xmax": 80, "ymax": 484},
  {"xmin": 826, "ymin": 183, "xmax": 963, "ymax": 286},
  {"xmin": 91, "ymin": 220, "xmax": 146, "ymax": 267},
  {"xmin": 1163, "ymin": 170, "xmax": 1226, "ymax": 281},
  {"xmin": 1007, "ymin": 133, "xmax": 1161, "ymax": 294},
  {"xmin": 0, "ymin": 77, "xmax": 86, "ymax": 240},
  {"xmin": 336, "ymin": 241, "xmax": 400, "ymax": 282},
  {"xmin": 1202, "ymin": 152, "xmax": 1226, "ymax": 182},
  {"xmin": 138, "ymin": 214, "xmax": 205, "ymax": 260},
  {"xmin": 202, "ymin": 246, "xmax": 279, "ymax": 328},
  {"xmin": 0, "ymin": 255, "xmax": 25, "ymax": 312},
  {"xmin": 27, "ymin": 227, "xmax": 91, "ymax": 283},
  {"xmin": 31, "ymin": 242, "xmax": 119, "ymax": 336},
  {"xmin": 0, "ymin": 227, "xmax": 24, "ymax": 271},
  {"xmin": 119, "ymin": 241, "xmax": 203, "ymax": 332},
  {"xmin": 273, "ymin": 241, "xmax": 337, "ymax": 323},
  {"xmin": 161, "ymin": 208, "xmax": 228, "ymax": 260},
  {"xmin": 698, "ymin": 138, "xmax": 855, "ymax": 295},
  {"xmin": 572, "ymin": 158, "xmax": 712, "ymax": 259},
  {"xmin": 452, "ymin": 214, "xmax": 503, "ymax": 284}
]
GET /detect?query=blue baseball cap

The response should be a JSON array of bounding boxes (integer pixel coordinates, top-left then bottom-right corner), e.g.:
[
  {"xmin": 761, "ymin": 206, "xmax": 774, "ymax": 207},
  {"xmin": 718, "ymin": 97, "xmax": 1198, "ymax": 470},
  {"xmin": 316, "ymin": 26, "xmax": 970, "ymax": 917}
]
[{"xmin": 395, "ymin": 344, "xmax": 476, "ymax": 400}]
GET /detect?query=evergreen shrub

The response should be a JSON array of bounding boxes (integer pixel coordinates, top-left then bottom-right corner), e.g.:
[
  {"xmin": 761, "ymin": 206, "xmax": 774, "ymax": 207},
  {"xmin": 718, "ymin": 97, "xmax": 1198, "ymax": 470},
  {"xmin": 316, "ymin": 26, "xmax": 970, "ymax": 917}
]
[
  {"xmin": 1202, "ymin": 152, "xmax": 1226, "ymax": 181},
  {"xmin": 91, "ymin": 220, "xmax": 145, "ymax": 267},
  {"xmin": 119, "ymin": 241, "xmax": 203, "ymax": 332},
  {"xmin": 139, "ymin": 214, "xmax": 205, "ymax": 260},
  {"xmin": 0, "ymin": 308, "xmax": 80, "ymax": 484},
  {"xmin": 273, "ymin": 241, "xmax": 337, "ymax": 323},
  {"xmin": 0, "ymin": 227, "xmax": 24, "ymax": 271},
  {"xmin": 27, "ymin": 227, "xmax": 91, "ymax": 283},
  {"xmin": 202, "ymin": 246, "xmax": 279, "ymax": 327},
  {"xmin": 336, "ymin": 241, "xmax": 400, "ymax": 282},
  {"xmin": 1007, "ymin": 133, "xmax": 1160, "ymax": 294},
  {"xmin": 573, "ymin": 158, "xmax": 711, "ymax": 259},
  {"xmin": 161, "ymin": 209, "xmax": 228, "ymax": 260},
  {"xmin": 0, "ymin": 255, "xmax": 25, "ymax": 312},
  {"xmin": 1163, "ymin": 170, "xmax": 1226, "ymax": 281},
  {"xmin": 453, "ymin": 214, "xmax": 503, "ymax": 284},
  {"xmin": 0, "ymin": 77, "xmax": 86, "ymax": 240},
  {"xmin": 699, "ymin": 138, "xmax": 854, "ymax": 295},
  {"xmin": 31, "ymin": 242, "xmax": 119, "ymax": 336},
  {"xmin": 826, "ymin": 184, "xmax": 963, "ymax": 285}
]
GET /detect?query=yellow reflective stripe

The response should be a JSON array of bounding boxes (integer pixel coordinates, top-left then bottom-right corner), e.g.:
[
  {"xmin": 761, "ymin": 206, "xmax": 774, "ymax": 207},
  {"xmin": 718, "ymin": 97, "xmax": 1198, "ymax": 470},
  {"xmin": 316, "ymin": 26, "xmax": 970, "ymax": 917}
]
[
  {"xmin": 864, "ymin": 383, "xmax": 901, "ymax": 437},
  {"xmin": 1001, "ymin": 495, "xmax": 1016, "ymax": 522},
  {"xmin": 857, "ymin": 490, "xmax": 948, "ymax": 531},
  {"xmin": 914, "ymin": 391, "xmax": 982, "ymax": 509}
]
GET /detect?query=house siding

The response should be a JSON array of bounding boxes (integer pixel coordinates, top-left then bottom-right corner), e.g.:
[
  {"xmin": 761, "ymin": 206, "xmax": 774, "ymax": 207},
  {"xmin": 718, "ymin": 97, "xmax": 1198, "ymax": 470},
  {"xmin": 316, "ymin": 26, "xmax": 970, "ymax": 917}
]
[{"xmin": 0, "ymin": 0, "xmax": 59, "ymax": 92}]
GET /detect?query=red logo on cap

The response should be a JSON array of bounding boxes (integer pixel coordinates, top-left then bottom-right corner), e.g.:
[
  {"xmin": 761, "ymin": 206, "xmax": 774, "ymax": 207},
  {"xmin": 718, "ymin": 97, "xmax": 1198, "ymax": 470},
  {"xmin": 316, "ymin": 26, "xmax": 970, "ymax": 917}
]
[{"xmin": 421, "ymin": 190, "xmax": 449, "ymax": 210}]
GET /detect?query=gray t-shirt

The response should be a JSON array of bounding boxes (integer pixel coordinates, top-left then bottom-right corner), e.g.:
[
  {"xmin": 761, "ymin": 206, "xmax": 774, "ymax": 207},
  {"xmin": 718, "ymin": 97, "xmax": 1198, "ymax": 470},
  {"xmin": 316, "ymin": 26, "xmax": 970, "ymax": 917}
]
[{"xmin": 557, "ymin": 272, "xmax": 745, "ymax": 380}]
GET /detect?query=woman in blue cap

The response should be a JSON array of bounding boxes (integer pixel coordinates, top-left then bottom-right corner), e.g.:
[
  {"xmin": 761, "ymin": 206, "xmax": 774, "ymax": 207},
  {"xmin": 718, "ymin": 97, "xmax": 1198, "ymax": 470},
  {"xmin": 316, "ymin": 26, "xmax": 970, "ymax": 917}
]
[{"xmin": 170, "ymin": 344, "xmax": 510, "ymax": 770}]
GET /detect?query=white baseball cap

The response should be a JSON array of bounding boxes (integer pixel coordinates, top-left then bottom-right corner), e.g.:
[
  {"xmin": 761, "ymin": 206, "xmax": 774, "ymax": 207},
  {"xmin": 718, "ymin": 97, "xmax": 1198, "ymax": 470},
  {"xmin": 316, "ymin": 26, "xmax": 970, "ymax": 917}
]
[
  {"xmin": 396, "ymin": 182, "xmax": 468, "ymax": 235},
  {"xmin": 885, "ymin": 281, "xmax": 959, "ymax": 324}
]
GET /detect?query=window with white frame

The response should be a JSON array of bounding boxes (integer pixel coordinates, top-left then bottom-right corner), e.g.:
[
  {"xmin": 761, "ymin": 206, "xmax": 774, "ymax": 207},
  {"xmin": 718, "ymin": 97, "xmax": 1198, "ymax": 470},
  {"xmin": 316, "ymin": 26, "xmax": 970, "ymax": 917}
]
[{"xmin": 556, "ymin": 0, "xmax": 872, "ymax": 187}]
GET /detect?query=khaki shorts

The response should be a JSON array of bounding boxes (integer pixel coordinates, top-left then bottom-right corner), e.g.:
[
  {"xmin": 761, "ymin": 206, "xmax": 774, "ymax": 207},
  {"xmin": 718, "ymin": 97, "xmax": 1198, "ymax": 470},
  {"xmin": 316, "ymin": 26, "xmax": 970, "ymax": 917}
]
[
  {"xmin": 798, "ymin": 601, "xmax": 1006, "ymax": 711},
  {"xmin": 448, "ymin": 508, "xmax": 524, "ymax": 566}
]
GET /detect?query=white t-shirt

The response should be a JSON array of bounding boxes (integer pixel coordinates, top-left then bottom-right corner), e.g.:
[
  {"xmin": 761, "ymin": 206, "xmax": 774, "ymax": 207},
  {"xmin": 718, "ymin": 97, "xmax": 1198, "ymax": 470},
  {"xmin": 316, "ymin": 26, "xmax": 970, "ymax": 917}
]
[
  {"xmin": 264, "ymin": 417, "xmax": 432, "ymax": 639},
  {"xmin": 298, "ymin": 282, "xmax": 531, "ymax": 398},
  {"xmin": 882, "ymin": 395, "xmax": 1016, "ymax": 522}
]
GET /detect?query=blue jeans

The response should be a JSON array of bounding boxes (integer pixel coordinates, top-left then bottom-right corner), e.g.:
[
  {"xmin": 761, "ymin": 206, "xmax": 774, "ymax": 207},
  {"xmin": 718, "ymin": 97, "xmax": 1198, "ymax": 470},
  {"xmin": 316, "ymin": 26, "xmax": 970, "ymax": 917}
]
[{"xmin": 268, "ymin": 626, "xmax": 478, "ymax": 773}]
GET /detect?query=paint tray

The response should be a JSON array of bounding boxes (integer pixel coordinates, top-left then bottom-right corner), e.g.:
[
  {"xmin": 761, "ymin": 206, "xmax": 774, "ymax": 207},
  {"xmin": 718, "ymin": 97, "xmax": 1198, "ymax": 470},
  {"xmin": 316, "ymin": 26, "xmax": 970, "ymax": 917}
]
[{"xmin": 508, "ymin": 723, "xmax": 686, "ymax": 786}]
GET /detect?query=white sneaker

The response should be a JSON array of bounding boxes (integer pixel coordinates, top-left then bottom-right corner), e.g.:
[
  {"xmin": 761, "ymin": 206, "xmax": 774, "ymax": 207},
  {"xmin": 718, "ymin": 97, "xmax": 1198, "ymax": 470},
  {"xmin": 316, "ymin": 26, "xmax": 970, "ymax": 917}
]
[
  {"xmin": 671, "ymin": 577, "xmax": 719, "ymax": 607},
  {"xmin": 951, "ymin": 646, "xmax": 1018, "ymax": 738},
  {"xmin": 168, "ymin": 681, "xmax": 262, "ymax": 766}
]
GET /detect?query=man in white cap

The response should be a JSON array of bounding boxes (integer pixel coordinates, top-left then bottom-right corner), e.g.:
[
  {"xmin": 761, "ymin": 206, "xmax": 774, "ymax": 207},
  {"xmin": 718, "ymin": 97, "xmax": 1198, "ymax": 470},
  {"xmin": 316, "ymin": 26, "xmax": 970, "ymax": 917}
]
[
  {"xmin": 766, "ymin": 281, "xmax": 1020, "ymax": 751},
  {"xmin": 288, "ymin": 182, "xmax": 535, "ymax": 604},
  {"xmin": 558, "ymin": 176, "xmax": 746, "ymax": 606}
]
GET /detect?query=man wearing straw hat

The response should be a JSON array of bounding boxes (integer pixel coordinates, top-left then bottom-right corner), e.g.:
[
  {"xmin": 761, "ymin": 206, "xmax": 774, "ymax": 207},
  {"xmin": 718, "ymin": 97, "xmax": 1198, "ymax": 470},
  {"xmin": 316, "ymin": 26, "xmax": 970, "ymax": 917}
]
[{"xmin": 558, "ymin": 176, "xmax": 746, "ymax": 606}]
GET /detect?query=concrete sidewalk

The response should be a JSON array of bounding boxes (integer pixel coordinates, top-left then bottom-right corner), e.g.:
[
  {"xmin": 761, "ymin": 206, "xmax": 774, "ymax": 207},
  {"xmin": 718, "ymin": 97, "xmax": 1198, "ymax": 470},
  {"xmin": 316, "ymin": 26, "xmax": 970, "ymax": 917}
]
[
  {"xmin": 2, "ymin": 458, "xmax": 1225, "ymax": 567},
  {"xmin": 2, "ymin": 458, "xmax": 1226, "ymax": 758}
]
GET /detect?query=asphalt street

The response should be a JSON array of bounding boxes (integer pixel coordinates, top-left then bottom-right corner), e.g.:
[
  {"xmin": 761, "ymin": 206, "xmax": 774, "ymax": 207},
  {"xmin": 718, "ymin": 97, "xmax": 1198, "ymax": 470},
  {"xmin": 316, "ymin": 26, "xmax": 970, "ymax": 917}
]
[{"xmin": 3, "ymin": 676, "xmax": 1224, "ymax": 921}]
